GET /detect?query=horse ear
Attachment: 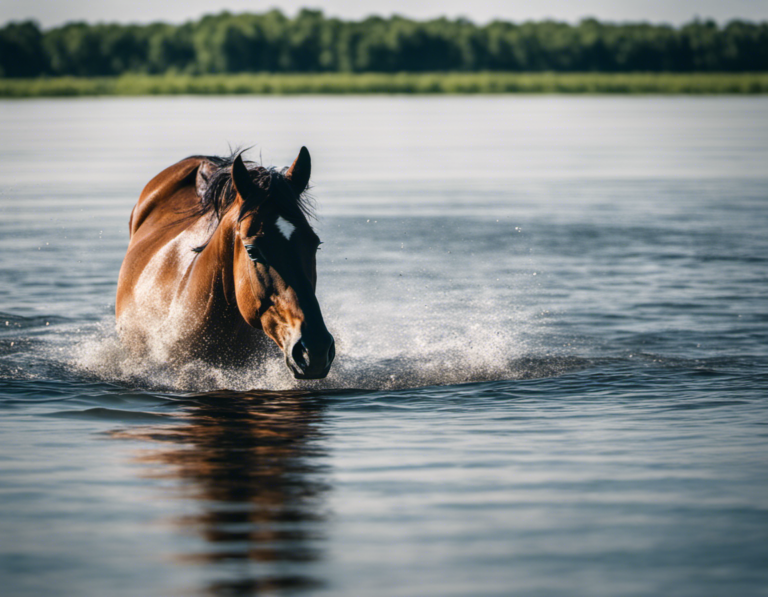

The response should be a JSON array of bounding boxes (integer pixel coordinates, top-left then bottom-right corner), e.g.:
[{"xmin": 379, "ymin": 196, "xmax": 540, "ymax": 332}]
[
  {"xmin": 231, "ymin": 153, "xmax": 261, "ymax": 204},
  {"xmin": 285, "ymin": 146, "xmax": 311, "ymax": 195}
]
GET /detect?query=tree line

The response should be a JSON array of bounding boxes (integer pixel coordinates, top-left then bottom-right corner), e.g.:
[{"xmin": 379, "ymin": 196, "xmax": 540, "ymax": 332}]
[{"xmin": 2, "ymin": 10, "xmax": 767, "ymax": 78}]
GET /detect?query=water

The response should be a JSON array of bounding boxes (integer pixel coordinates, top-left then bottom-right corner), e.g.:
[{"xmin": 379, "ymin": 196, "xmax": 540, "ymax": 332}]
[{"xmin": 1, "ymin": 96, "xmax": 767, "ymax": 597}]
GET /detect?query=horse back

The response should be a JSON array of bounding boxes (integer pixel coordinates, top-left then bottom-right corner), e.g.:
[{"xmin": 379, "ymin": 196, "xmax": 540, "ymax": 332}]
[{"xmin": 129, "ymin": 157, "xmax": 205, "ymax": 238}]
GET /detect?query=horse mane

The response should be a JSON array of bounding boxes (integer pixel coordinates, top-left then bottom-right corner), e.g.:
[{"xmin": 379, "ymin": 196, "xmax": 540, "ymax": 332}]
[{"xmin": 185, "ymin": 151, "xmax": 315, "ymax": 252}]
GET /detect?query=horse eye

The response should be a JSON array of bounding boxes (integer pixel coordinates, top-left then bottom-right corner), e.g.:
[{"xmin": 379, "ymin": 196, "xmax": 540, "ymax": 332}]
[{"xmin": 244, "ymin": 243, "xmax": 267, "ymax": 265}]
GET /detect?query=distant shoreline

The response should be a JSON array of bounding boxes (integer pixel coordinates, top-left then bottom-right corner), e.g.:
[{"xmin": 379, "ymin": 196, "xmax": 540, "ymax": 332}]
[{"xmin": 1, "ymin": 73, "xmax": 768, "ymax": 97}]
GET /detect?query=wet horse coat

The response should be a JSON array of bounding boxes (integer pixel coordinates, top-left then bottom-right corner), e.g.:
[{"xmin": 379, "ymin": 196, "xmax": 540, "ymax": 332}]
[{"xmin": 116, "ymin": 149, "xmax": 335, "ymax": 379}]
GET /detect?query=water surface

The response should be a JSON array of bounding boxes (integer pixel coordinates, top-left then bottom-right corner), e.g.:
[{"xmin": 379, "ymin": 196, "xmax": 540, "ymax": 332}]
[{"xmin": 1, "ymin": 96, "xmax": 767, "ymax": 596}]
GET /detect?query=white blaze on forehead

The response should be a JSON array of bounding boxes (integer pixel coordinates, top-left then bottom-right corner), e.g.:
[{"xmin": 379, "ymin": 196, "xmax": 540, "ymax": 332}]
[{"xmin": 275, "ymin": 216, "xmax": 296, "ymax": 240}]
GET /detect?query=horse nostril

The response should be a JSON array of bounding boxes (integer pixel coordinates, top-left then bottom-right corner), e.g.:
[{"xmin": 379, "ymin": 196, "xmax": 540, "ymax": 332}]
[{"xmin": 292, "ymin": 339, "xmax": 309, "ymax": 370}]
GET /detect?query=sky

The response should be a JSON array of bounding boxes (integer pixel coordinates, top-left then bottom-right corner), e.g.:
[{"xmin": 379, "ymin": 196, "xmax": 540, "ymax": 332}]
[{"xmin": 1, "ymin": 0, "xmax": 767, "ymax": 28}]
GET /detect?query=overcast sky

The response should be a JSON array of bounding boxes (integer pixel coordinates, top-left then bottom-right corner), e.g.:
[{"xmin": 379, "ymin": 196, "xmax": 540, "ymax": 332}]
[{"xmin": 1, "ymin": 0, "xmax": 767, "ymax": 28}]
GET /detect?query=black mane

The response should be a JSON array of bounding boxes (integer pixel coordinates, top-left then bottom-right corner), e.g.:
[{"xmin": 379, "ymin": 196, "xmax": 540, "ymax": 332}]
[{"xmin": 190, "ymin": 151, "xmax": 314, "ymax": 222}]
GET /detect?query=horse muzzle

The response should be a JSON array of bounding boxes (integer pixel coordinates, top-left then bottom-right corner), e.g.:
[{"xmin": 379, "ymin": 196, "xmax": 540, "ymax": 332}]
[{"xmin": 286, "ymin": 332, "xmax": 335, "ymax": 379}]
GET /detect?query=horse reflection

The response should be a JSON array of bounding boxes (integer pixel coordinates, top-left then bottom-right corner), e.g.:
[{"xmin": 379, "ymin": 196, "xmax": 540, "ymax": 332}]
[{"xmin": 113, "ymin": 391, "xmax": 330, "ymax": 596}]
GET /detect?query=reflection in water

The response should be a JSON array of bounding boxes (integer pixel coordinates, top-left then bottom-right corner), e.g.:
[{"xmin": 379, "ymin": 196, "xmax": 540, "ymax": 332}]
[{"xmin": 113, "ymin": 390, "xmax": 332, "ymax": 596}]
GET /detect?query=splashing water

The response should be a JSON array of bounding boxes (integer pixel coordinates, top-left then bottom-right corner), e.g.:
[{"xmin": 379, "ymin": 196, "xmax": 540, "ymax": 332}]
[{"xmin": 71, "ymin": 291, "xmax": 565, "ymax": 392}]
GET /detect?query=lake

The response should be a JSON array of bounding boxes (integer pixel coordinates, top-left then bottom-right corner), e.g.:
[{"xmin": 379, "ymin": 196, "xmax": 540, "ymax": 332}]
[{"xmin": 1, "ymin": 96, "xmax": 767, "ymax": 597}]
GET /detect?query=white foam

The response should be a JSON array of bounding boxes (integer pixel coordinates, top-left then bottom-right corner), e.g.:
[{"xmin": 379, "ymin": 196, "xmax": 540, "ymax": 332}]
[{"xmin": 71, "ymin": 284, "xmax": 546, "ymax": 394}]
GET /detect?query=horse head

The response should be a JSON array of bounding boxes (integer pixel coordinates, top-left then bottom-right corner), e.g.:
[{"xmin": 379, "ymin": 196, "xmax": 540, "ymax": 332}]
[{"xmin": 229, "ymin": 148, "xmax": 335, "ymax": 379}]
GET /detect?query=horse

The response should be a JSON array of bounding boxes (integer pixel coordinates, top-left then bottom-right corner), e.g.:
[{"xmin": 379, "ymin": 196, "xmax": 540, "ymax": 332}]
[{"xmin": 115, "ymin": 147, "xmax": 335, "ymax": 380}]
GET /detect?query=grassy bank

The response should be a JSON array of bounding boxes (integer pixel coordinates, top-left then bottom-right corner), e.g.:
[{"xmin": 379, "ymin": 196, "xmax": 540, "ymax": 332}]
[{"xmin": 1, "ymin": 72, "xmax": 767, "ymax": 97}]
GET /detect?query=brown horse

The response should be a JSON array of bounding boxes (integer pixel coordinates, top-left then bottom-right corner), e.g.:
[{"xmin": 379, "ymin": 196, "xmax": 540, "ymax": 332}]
[{"xmin": 116, "ymin": 148, "xmax": 335, "ymax": 379}]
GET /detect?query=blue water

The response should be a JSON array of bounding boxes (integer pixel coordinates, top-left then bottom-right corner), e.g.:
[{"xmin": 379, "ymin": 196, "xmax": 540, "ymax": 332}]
[{"xmin": 1, "ymin": 97, "xmax": 767, "ymax": 596}]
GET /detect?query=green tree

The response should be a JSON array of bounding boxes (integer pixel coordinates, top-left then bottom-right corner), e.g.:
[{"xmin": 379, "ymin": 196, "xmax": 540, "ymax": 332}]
[
  {"xmin": 2, "ymin": 13, "xmax": 768, "ymax": 78},
  {"xmin": 0, "ymin": 21, "xmax": 48, "ymax": 77}
]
